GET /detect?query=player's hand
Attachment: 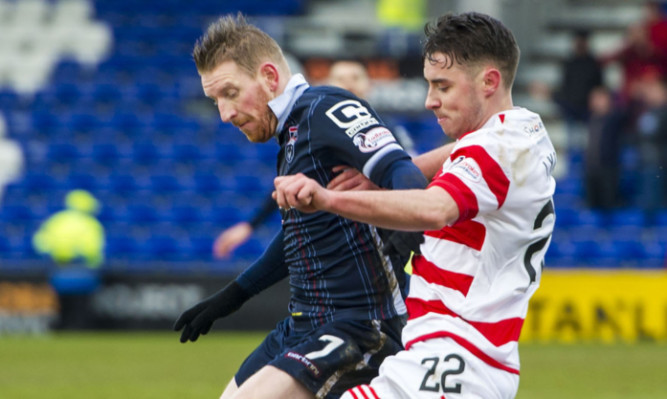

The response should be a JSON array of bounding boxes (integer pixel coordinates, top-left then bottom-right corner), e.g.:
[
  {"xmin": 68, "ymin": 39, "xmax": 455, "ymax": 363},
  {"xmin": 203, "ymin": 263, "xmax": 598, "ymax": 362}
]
[
  {"xmin": 328, "ymin": 165, "xmax": 379, "ymax": 191},
  {"xmin": 213, "ymin": 222, "xmax": 253, "ymax": 259},
  {"xmin": 382, "ymin": 230, "xmax": 424, "ymax": 257},
  {"xmin": 273, "ymin": 173, "xmax": 328, "ymax": 213},
  {"xmin": 173, "ymin": 281, "xmax": 251, "ymax": 343}
]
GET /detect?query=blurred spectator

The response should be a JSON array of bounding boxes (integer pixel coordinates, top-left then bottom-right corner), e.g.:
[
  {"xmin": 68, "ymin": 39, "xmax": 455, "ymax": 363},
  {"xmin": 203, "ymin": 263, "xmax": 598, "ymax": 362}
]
[
  {"xmin": 634, "ymin": 76, "xmax": 667, "ymax": 215},
  {"xmin": 644, "ymin": 1, "xmax": 667, "ymax": 59},
  {"xmin": 552, "ymin": 30, "xmax": 604, "ymax": 151},
  {"xmin": 33, "ymin": 189, "xmax": 105, "ymax": 329},
  {"xmin": 584, "ymin": 86, "xmax": 625, "ymax": 210},
  {"xmin": 33, "ymin": 189, "xmax": 105, "ymax": 268},
  {"xmin": 0, "ymin": 113, "xmax": 24, "ymax": 204},
  {"xmin": 600, "ymin": 18, "xmax": 667, "ymax": 109},
  {"xmin": 376, "ymin": 0, "xmax": 426, "ymax": 32}
]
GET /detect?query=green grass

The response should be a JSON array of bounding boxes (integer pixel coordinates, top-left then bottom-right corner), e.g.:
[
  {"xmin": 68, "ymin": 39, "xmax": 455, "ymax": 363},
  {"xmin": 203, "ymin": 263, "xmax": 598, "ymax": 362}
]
[
  {"xmin": 517, "ymin": 342, "xmax": 667, "ymax": 399},
  {"xmin": 1, "ymin": 332, "xmax": 666, "ymax": 398}
]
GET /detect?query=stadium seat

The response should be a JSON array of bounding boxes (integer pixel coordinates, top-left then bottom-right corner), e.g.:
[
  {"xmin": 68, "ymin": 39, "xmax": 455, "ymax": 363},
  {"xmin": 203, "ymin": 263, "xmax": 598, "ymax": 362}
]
[
  {"xmin": 608, "ymin": 208, "xmax": 646, "ymax": 228},
  {"xmin": 654, "ymin": 210, "xmax": 667, "ymax": 227}
]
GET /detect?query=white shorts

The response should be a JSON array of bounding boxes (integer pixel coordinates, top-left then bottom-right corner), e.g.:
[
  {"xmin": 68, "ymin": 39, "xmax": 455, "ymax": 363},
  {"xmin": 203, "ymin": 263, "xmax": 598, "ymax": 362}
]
[{"xmin": 341, "ymin": 337, "xmax": 519, "ymax": 399}]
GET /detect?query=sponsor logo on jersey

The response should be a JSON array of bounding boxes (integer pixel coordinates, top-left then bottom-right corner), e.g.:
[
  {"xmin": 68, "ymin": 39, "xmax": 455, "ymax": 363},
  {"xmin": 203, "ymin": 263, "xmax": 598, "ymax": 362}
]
[
  {"xmin": 284, "ymin": 351, "xmax": 321, "ymax": 376},
  {"xmin": 285, "ymin": 126, "xmax": 298, "ymax": 163},
  {"xmin": 450, "ymin": 155, "xmax": 482, "ymax": 182},
  {"xmin": 523, "ymin": 120, "xmax": 545, "ymax": 137},
  {"xmin": 325, "ymin": 99, "xmax": 379, "ymax": 137},
  {"xmin": 352, "ymin": 127, "xmax": 396, "ymax": 152}
]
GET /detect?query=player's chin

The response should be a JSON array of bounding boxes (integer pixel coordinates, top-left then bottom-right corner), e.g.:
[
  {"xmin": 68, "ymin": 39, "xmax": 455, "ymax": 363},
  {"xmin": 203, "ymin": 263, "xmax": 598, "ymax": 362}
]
[{"xmin": 244, "ymin": 129, "xmax": 272, "ymax": 143}]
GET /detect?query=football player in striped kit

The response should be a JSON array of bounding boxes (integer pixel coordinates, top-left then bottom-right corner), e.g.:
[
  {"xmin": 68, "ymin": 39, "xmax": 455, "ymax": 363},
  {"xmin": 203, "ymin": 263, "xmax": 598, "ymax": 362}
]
[{"xmin": 275, "ymin": 12, "xmax": 557, "ymax": 399}]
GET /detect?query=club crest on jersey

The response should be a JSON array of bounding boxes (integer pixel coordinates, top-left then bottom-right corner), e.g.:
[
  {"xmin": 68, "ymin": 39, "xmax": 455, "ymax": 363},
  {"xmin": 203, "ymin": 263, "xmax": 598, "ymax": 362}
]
[
  {"xmin": 450, "ymin": 155, "xmax": 482, "ymax": 182},
  {"xmin": 325, "ymin": 99, "xmax": 379, "ymax": 137},
  {"xmin": 285, "ymin": 126, "xmax": 298, "ymax": 163},
  {"xmin": 352, "ymin": 127, "xmax": 396, "ymax": 152}
]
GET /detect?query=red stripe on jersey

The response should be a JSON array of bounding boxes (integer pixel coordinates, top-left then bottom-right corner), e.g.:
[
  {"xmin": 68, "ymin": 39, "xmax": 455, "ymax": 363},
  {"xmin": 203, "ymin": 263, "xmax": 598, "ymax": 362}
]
[
  {"xmin": 347, "ymin": 389, "xmax": 360, "ymax": 399},
  {"xmin": 404, "ymin": 330, "xmax": 520, "ymax": 375},
  {"xmin": 406, "ymin": 298, "xmax": 524, "ymax": 347},
  {"xmin": 429, "ymin": 174, "xmax": 478, "ymax": 221},
  {"xmin": 449, "ymin": 145, "xmax": 510, "ymax": 208},
  {"xmin": 411, "ymin": 255, "xmax": 474, "ymax": 296},
  {"xmin": 424, "ymin": 219, "xmax": 486, "ymax": 251},
  {"xmin": 498, "ymin": 113, "xmax": 505, "ymax": 123},
  {"xmin": 369, "ymin": 386, "xmax": 381, "ymax": 399}
]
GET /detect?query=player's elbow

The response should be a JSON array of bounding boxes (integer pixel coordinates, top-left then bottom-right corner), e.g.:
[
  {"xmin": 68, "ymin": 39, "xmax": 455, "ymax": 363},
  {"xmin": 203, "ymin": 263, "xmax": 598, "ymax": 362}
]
[
  {"xmin": 415, "ymin": 188, "xmax": 459, "ymax": 230},
  {"xmin": 418, "ymin": 211, "xmax": 456, "ymax": 231}
]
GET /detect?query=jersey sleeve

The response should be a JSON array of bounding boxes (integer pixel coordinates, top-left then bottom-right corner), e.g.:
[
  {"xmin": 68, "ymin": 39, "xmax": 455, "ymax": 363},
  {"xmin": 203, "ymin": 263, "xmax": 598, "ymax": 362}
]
[
  {"xmin": 309, "ymin": 92, "xmax": 412, "ymax": 187},
  {"xmin": 429, "ymin": 142, "xmax": 510, "ymax": 224}
]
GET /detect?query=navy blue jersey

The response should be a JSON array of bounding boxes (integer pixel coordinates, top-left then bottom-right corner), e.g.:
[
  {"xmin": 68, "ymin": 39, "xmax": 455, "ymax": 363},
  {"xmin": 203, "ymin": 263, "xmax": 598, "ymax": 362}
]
[{"xmin": 276, "ymin": 86, "xmax": 413, "ymax": 330}]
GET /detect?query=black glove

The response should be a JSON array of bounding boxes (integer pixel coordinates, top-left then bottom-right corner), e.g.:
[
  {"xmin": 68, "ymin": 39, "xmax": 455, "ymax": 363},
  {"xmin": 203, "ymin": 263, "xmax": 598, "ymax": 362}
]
[
  {"xmin": 381, "ymin": 230, "xmax": 424, "ymax": 257},
  {"xmin": 173, "ymin": 281, "xmax": 251, "ymax": 343}
]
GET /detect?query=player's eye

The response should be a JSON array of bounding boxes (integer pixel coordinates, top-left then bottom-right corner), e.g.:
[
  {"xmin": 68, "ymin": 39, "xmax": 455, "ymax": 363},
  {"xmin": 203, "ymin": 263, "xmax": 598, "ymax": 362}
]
[{"xmin": 223, "ymin": 90, "xmax": 238, "ymax": 99}]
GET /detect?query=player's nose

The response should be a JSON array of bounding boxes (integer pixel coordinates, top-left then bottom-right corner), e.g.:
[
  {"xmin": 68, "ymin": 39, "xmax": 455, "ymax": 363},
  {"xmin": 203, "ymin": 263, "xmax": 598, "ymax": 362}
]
[
  {"xmin": 218, "ymin": 103, "xmax": 237, "ymax": 123},
  {"xmin": 424, "ymin": 88, "xmax": 440, "ymax": 110}
]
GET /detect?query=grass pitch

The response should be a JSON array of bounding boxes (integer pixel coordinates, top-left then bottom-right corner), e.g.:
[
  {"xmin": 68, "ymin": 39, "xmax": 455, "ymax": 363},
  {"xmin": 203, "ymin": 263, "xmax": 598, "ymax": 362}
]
[{"xmin": 1, "ymin": 331, "xmax": 666, "ymax": 398}]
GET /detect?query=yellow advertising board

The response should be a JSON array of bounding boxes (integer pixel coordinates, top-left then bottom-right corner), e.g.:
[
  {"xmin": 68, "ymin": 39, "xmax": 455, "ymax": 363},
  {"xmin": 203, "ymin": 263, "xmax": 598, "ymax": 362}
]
[{"xmin": 521, "ymin": 270, "xmax": 667, "ymax": 343}]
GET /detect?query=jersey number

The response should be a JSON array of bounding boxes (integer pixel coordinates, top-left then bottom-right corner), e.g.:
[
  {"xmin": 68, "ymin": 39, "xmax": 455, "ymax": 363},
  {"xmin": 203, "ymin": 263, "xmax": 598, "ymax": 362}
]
[
  {"xmin": 523, "ymin": 200, "xmax": 554, "ymax": 283},
  {"xmin": 419, "ymin": 354, "xmax": 465, "ymax": 394},
  {"xmin": 305, "ymin": 334, "xmax": 345, "ymax": 360}
]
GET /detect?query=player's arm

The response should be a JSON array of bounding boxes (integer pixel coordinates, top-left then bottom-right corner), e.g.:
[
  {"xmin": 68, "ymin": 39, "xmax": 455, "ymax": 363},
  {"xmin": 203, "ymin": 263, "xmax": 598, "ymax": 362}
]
[
  {"xmin": 412, "ymin": 142, "xmax": 455, "ymax": 180},
  {"xmin": 275, "ymin": 176, "xmax": 459, "ymax": 232},
  {"xmin": 174, "ymin": 230, "xmax": 287, "ymax": 342},
  {"xmin": 213, "ymin": 194, "xmax": 278, "ymax": 258},
  {"xmin": 327, "ymin": 141, "xmax": 455, "ymax": 191}
]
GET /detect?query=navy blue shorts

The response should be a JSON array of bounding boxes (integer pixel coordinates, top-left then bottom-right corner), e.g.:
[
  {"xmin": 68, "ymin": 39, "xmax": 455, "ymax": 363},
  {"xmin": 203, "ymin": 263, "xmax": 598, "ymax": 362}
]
[{"xmin": 235, "ymin": 316, "xmax": 404, "ymax": 399}]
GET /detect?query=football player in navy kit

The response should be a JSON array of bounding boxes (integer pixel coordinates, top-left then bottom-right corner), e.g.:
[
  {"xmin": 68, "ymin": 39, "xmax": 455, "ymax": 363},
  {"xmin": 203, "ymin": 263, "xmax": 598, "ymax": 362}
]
[{"xmin": 173, "ymin": 14, "xmax": 429, "ymax": 399}]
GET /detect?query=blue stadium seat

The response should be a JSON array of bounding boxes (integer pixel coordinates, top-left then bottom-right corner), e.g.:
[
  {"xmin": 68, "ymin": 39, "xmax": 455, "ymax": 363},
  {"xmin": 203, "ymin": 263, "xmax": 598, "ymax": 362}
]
[
  {"xmin": 654, "ymin": 210, "xmax": 667, "ymax": 226},
  {"xmin": 608, "ymin": 208, "xmax": 646, "ymax": 228},
  {"xmin": 554, "ymin": 177, "xmax": 583, "ymax": 196},
  {"xmin": 47, "ymin": 142, "xmax": 80, "ymax": 162},
  {"xmin": 641, "ymin": 240, "xmax": 666, "ymax": 268}
]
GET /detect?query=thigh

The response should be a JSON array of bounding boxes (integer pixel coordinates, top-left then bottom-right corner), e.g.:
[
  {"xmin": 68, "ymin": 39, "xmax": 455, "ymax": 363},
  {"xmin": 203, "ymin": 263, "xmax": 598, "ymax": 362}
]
[
  {"xmin": 270, "ymin": 318, "xmax": 403, "ymax": 399},
  {"xmin": 219, "ymin": 378, "xmax": 238, "ymax": 399},
  {"xmin": 235, "ymin": 318, "xmax": 292, "ymax": 386},
  {"xmin": 233, "ymin": 365, "xmax": 313, "ymax": 399},
  {"xmin": 345, "ymin": 338, "xmax": 519, "ymax": 399}
]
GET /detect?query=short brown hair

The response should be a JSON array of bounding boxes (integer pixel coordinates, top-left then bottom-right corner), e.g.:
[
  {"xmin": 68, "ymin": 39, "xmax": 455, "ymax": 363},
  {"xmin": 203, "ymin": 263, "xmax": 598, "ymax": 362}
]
[
  {"xmin": 193, "ymin": 13, "xmax": 287, "ymax": 75},
  {"xmin": 423, "ymin": 12, "xmax": 520, "ymax": 89}
]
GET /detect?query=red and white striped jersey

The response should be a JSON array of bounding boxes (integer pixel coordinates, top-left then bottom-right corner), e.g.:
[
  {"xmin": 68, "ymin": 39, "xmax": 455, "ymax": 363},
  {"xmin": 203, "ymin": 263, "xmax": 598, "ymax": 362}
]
[{"xmin": 403, "ymin": 107, "xmax": 557, "ymax": 375}]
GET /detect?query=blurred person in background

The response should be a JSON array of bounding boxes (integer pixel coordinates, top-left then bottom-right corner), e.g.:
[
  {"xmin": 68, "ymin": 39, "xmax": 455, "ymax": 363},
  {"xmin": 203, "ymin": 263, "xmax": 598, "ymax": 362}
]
[
  {"xmin": 600, "ymin": 16, "xmax": 667, "ymax": 112},
  {"xmin": 33, "ymin": 189, "xmax": 105, "ymax": 268},
  {"xmin": 33, "ymin": 189, "xmax": 105, "ymax": 329},
  {"xmin": 552, "ymin": 29, "xmax": 604, "ymax": 152},
  {"xmin": 0, "ymin": 113, "xmax": 24, "ymax": 205},
  {"xmin": 634, "ymin": 76, "xmax": 667, "ymax": 215},
  {"xmin": 584, "ymin": 86, "xmax": 625, "ymax": 210},
  {"xmin": 212, "ymin": 59, "xmax": 416, "ymax": 259},
  {"xmin": 275, "ymin": 12, "xmax": 556, "ymax": 399},
  {"xmin": 644, "ymin": 1, "xmax": 667, "ymax": 60},
  {"xmin": 173, "ymin": 14, "xmax": 430, "ymax": 399}
]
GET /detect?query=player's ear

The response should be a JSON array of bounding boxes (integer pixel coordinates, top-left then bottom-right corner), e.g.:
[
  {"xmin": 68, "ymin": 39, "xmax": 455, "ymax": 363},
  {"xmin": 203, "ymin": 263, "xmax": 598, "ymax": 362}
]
[
  {"xmin": 482, "ymin": 67, "xmax": 501, "ymax": 97},
  {"xmin": 259, "ymin": 62, "xmax": 280, "ymax": 93}
]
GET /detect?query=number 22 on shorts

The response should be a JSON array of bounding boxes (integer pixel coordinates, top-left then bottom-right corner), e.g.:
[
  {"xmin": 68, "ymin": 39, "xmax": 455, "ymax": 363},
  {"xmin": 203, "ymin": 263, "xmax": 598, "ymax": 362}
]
[{"xmin": 419, "ymin": 354, "xmax": 466, "ymax": 395}]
